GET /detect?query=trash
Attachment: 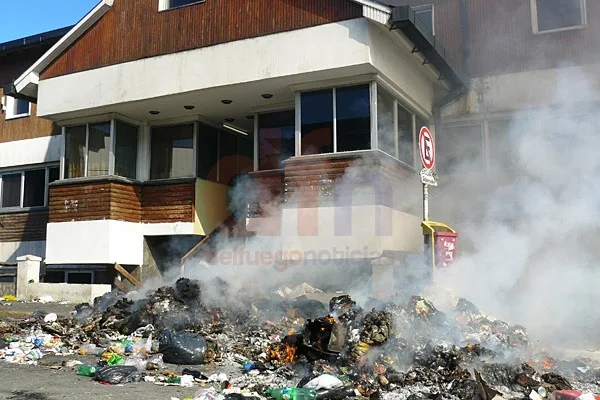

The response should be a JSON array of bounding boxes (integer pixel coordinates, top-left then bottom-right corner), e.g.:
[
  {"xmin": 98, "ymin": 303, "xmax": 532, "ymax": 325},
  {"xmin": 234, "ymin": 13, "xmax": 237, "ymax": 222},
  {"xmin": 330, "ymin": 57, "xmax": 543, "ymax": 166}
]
[
  {"xmin": 303, "ymin": 374, "xmax": 344, "ymax": 391},
  {"xmin": 94, "ymin": 365, "xmax": 142, "ymax": 385},
  {"xmin": 1, "ymin": 295, "xmax": 17, "ymax": 302},
  {"xmin": 37, "ymin": 295, "xmax": 54, "ymax": 303},
  {"xmin": 193, "ymin": 387, "xmax": 222, "ymax": 400},
  {"xmin": 180, "ymin": 374, "xmax": 195, "ymax": 387},
  {"xmin": 77, "ymin": 365, "xmax": 97, "ymax": 377},
  {"xmin": 106, "ymin": 353, "xmax": 124, "ymax": 366},
  {"xmin": 43, "ymin": 313, "xmax": 58, "ymax": 323},
  {"xmin": 266, "ymin": 387, "xmax": 317, "ymax": 400},
  {"xmin": 159, "ymin": 330, "xmax": 207, "ymax": 365},
  {"xmin": 183, "ymin": 368, "xmax": 209, "ymax": 380}
]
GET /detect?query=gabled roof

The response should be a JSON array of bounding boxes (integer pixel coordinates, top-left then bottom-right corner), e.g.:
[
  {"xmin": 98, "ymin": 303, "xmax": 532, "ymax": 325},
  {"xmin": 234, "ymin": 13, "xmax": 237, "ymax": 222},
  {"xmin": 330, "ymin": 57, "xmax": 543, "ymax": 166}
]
[
  {"xmin": 14, "ymin": 0, "xmax": 114, "ymax": 98},
  {"xmin": 0, "ymin": 26, "xmax": 73, "ymax": 56}
]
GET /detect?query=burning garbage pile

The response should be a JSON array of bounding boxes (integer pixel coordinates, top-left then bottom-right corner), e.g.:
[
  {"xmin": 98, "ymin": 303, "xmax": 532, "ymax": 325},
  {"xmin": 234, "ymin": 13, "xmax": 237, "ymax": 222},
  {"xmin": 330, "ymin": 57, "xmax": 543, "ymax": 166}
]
[{"xmin": 2, "ymin": 277, "xmax": 600, "ymax": 400}]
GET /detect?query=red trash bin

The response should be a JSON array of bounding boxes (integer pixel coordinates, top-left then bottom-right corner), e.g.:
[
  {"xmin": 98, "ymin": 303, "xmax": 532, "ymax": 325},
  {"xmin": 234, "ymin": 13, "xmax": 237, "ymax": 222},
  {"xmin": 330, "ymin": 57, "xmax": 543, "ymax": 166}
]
[{"xmin": 434, "ymin": 232, "xmax": 458, "ymax": 268}]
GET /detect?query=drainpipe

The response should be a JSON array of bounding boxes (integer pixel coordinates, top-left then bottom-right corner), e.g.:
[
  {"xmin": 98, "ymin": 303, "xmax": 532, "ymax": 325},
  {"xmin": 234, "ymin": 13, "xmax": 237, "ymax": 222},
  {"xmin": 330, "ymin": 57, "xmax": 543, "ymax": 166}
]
[{"xmin": 458, "ymin": 0, "xmax": 471, "ymax": 79}]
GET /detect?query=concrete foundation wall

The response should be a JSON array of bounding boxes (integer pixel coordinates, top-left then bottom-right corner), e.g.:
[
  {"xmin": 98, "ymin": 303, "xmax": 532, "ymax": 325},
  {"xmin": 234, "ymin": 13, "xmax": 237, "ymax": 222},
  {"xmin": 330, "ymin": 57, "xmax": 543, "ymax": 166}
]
[
  {"xmin": 0, "ymin": 282, "xmax": 16, "ymax": 296},
  {"xmin": 19, "ymin": 282, "xmax": 111, "ymax": 303}
]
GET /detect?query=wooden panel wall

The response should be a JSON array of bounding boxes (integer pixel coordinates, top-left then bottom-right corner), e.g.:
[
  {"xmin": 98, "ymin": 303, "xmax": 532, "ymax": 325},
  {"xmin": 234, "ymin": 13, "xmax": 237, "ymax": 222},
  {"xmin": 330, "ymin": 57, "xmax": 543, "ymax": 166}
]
[
  {"xmin": 0, "ymin": 88, "xmax": 61, "ymax": 143},
  {"xmin": 41, "ymin": 0, "xmax": 363, "ymax": 79},
  {"xmin": 247, "ymin": 170, "xmax": 284, "ymax": 218},
  {"xmin": 49, "ymin": 179, "xmax": 193, "ymax": 224},
  {"xmin": 284, "ymin": 152, "xmax": 412, "ymax": 209},
  {"xmin": 0, "ymin": 211, "xmax": 48, "ymax": 242},
  {"xmin": 141, "ymin": 181, "xmax": 195, "ymax": 223}
]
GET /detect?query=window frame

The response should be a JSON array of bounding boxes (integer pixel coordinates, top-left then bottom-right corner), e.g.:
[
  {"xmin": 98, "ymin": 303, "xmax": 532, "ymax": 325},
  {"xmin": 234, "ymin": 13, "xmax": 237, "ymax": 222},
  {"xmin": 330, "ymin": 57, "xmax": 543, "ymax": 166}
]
[
  {"xmin": 158, "ymin": 0, "xmax": 205, "ymax": 11},
  {"xmin": 61, "ymin": 118, "xmax": 140, "ymax": 180},
  {"xmin": 531, "ymin": 0, "xmax": 587, "ymax": 34},
  {"xmin": 0, "ymin": 164, "xmax": 60, "ymax": 211},
  {"xmin": 2, "ymin": 95, "xmax": 31, "ymax": 120},
  {"xmin": 296, "ymin": 82, "xmax": 373, "ymax": 156},
  {"xmin": 412, "ymin": 4, "xmax": 435, "ymax": 36}
]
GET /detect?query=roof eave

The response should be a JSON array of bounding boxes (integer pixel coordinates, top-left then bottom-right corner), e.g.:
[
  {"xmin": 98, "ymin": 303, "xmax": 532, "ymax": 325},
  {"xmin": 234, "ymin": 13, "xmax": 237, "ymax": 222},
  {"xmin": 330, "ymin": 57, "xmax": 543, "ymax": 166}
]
[{"xmin": 14, "ymin": 0, "xmax": 114, "ymax": 100}]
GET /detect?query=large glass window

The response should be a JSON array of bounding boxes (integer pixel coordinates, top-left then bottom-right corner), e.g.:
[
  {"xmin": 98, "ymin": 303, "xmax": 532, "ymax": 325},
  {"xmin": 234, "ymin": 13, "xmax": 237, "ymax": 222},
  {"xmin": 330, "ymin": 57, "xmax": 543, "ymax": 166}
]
[
  {"xmin": 1, "ymin": 173, "xmax": 21, "ymax": 208},
  {"xmin": 377, "ymin": 86, "xmax": 417, "ymax": 166},
  {"xmin": 258, "ymin": 111, "xmax": 295, "ymax": 170},
  {"xmin": 87, "ymin": 122, "xmax": 110, "ymax": 177},
  {"xmin": 114, "ymin": 121, "xmax": 139, "ymax": 179},
  {"xmin": 0, "ymin": 166, "xmax": 56, "ymax": 210},
  {"xmin": 150, "ymin": 124, "xmax": 194, "ymax": 179},
  {"xmin": 301, "ymin": 90, "xmax": 334, "ymax": 155},
  {"xmin": 23, "ymin": 169, "xmax": 46, "ymax": 207},
  {"xmin": 197, "ymin": 123, "xmax": 219, "ymax": 181},
  {"xmin": 397, "ymin": 104, "xmax": 414, "ymax": 165},
  {"xmin": 336, "ymin": 85, "xmax": 371, "ymax": 152},
  {"xmin": 65, "ymin": 125, "xmax": 86, "ymax": 178}
]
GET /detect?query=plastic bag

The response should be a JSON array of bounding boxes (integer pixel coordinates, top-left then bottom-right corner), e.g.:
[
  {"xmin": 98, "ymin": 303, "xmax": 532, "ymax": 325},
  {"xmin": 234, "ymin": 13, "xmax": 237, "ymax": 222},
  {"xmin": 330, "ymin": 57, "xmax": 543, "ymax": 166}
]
[
  {"xmin": 94, "ymin": 365, "xmax": 142, "ymax": 385},
  {"xmin": 303, "ymin": 374, "xmax": 344, "ymax": 390},
  {"xmin": 158, "ymin": 330, "xmax": 207, "ymax": 365}
]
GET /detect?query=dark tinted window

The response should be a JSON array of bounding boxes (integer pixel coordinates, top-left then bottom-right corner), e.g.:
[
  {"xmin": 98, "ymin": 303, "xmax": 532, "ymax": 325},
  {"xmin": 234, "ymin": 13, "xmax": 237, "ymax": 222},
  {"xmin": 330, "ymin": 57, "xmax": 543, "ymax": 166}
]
[
  {"xmin": 259, "ymin": 110, "xmax": 295, "ymax": 170},
  {"xmin": 87, "ymin": 122, "xmax": 111, "ymax": 177},
  {"xmin": 218, "ymin": 130, "xmax": 238, "ymax": 185},
  {"xmin": 169, "ymin": 0, "xmax": 203, "ymax": 8},
  {"xmin": 65, "ymin": 125, "xmax": 86, "ymax": 178},
  {"xmin": 301, "ymin": 90, "xmax": 333, "ymax": 155},
  {"xmin": 336, "ymin": 85, "xmax": 371, "ymax": 152},
  {"xmin": 536, "ymin": 0, "xmax": 584, "ymax": 32},
  {"xmin": 397, "ymin": 104, "xmax": 413, "ymax": 165},
  {"xmin": 150, "ymin": 124, "xmax": 194, "ymax": 179},
  {"xmin": 1, "ymin": 173, "xmax": 21, "ymax": 208},
  {"xmin": 115, "ymin": 121, "xmax": 138, "ymax": 179},
  {"xmin": 197, "ymin": 123, "xmax": 219, "ymax": 182},
  {"xmin": 24, "ymin": 169, "xmax": 46, "ymax": 207}
]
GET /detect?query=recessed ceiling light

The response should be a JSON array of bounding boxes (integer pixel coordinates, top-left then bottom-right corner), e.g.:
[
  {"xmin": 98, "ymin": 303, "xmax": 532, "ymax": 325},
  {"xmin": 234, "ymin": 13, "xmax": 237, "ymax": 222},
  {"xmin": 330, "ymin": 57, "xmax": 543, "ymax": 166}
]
[
  {"xmin": 261, "ymin": 94, "xmax": 273, "ymax": 99},
  {"xmin": 184, "ymin": 105, "xmax": 195, "ymax": 110},
  {"xmin": 224, "ymin": 118, "xmax": 235, "ymax": 123},
  {"xmin": 149, "ymin": 110, "xmax": 160, "ymax": 115},
  {"xmin": 221, "ymin": 100, "xmax": 233, "ymax": 105},
  {"xmin": 245, "ymin": 115, "xmax": 254, "ymax": 120}
]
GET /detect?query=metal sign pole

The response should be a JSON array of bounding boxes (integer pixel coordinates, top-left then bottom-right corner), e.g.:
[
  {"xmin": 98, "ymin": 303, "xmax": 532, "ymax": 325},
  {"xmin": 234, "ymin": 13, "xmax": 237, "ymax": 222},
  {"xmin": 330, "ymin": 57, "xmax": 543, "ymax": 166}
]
[{"xmin": 423, "ymin": 183, "xmax": 429, "ymax": 221}]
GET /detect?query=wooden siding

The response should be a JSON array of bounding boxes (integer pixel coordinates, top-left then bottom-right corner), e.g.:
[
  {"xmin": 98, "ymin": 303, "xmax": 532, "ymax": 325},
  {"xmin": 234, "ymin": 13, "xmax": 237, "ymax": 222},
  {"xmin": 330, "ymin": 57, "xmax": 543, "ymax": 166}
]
[
  {"xmin": 41, "ymin": 0, "xmax": 363, "ymax": 79},
  {"xmin": 0, "ymin": 88, "xmax": 60, "ymax": 143},
  {"xmin": 49, "ymin": 179, "xmax": 193, "ymax": 223},
  {"xmin": 141, "ymin": 181, "xmax": 195, "ymax": 223},
  {"xmin": 0, "ymin": 210, "xmax": 48, "ymax": 242},
  {"xmin": 283, "ymin": 152, "xmax": 413, "ymax": 209},
  {"xmin": 247, "ymin": 170, "xmax": 285, "ymax": 218},
  {"xmin": 396, "ymin": 0, "xmax": 600, "ymax": 77}
]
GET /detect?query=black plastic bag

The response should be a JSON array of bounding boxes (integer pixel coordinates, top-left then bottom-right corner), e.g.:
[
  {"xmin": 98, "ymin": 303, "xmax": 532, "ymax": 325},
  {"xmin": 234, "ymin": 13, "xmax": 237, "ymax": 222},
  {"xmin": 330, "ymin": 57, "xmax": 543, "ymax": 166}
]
[
  {"xmin": 94, "ymin": 366, "xmax": 142, "ymax": 385},
  {"xmin": 158, "ymin": 330, "xmax": 207, "ymax": 365}
]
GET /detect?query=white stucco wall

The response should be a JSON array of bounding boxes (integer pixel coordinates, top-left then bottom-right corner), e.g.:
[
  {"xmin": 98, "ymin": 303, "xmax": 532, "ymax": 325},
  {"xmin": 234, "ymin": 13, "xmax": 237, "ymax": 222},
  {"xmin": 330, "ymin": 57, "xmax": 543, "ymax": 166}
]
[
  {"xmin": 45, "ymin": 220, "xmax": 196, "ymax": 265},
  {"xmin": 0, "ymin": 136, "xmax": 61, "ymax": 169},
  {"xmin": 37, "ymin": 19, "xmax": 373, "ymax": 117},
  {"xmin": 0, "ymin": 241, "xmax": 46, "ymax": 263}
]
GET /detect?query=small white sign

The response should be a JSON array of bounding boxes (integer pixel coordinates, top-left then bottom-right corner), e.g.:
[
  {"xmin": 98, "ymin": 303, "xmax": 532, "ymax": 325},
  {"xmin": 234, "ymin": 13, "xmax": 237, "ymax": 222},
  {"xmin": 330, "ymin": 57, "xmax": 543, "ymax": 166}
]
[{"xmin": 420, "ymin": 168, "xmax": 438, "ymax": 186}]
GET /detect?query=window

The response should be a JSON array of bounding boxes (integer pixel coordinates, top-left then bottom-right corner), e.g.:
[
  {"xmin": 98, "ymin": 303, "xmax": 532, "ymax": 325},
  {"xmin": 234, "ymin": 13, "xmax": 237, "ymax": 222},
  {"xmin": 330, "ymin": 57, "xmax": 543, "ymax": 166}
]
[
  {"xmin": 300, "ymin": 85, "xmax": 371, "ymax": 155},
  {"xmin": 1, "ymin": 173, "xmax": 21, "ymax": 208},
  {"xmin": 377, "ymin": 86, "xmax": 417, "ymax": 166},
  {"xmin": 114, "ymin": 121, "xmax": 139, "ymax": 179},
  {"xmin": 436, "ymin": 125, "xmax": 484, "ymax": 174},
  {"xmin": 150, "ymin": 124, "xmax": 194, "ymax": 179},
  {"xmin": 488, "ymin": 119, "xmax": 518, "ymax": 172},
  {"xmin": 159, "ymin": 0, "xmax": 205, "ymax": 11},
  {"xmin": 413, "ymin": 5, "xmax": 435, "ymax": 35},
  {"xmin": 532, "ymin": 0, "xmax": 586, "ymax": 33},
  {"xmin": 2, "ymin": 95, "xmax": 31, "ymax": 120},
  {"xmin": 258, "ymin": 111, "xmax": 295, "ymax": 170},
  {"xmin": 0, "ymin": 166, "xmax": 58, "ymax": 210},
  {"xmin": 64, "ymin": 120, "xmax": 139, "ymax": 179},
  {"xmin": 197, "ymin": 123, "xmax": 219, "ymax": 181},
  {"xmin": 336, "ymin": 85, "xmax": 371, "ymax": 152}
]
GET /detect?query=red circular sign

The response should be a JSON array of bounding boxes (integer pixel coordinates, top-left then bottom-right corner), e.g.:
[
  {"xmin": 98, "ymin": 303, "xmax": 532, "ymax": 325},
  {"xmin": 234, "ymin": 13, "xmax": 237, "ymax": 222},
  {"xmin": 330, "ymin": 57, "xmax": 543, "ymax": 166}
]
[{"xmin": 419, "ymin": 126, "xmax": 435, "ymax": 170}]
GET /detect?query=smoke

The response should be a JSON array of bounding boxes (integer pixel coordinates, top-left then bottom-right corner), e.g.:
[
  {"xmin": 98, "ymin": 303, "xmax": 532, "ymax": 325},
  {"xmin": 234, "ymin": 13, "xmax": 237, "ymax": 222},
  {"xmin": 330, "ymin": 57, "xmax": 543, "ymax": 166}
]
[{"xmin": 432, "ymin": 68, "xmax": 600, "ymax": 349}]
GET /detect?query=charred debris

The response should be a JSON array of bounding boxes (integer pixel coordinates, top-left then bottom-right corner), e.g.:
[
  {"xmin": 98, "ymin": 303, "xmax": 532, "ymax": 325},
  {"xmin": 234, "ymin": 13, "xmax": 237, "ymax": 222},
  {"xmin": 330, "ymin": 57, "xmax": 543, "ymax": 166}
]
[{"xmin": 2, "ymin": 277, "xmax": 600, "ymax": 400}]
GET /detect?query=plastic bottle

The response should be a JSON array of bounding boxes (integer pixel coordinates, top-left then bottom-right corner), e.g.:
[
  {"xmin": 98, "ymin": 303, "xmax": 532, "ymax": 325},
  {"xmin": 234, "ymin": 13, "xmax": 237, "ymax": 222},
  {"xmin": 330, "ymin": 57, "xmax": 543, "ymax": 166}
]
[
  {"xmin": 78, "ymin": 365, "xmax": 97, "ymax": 377},
  {"xmin": 266, "ymin": 388, "xmax": 317, "ymax": 400},
  {"xmin": 107, "ymin": 354, "xmax": 124, "ymax": 366},
  {"xmin": 243, "ymin": 360, "xmax": 256, "ymax": 372}
]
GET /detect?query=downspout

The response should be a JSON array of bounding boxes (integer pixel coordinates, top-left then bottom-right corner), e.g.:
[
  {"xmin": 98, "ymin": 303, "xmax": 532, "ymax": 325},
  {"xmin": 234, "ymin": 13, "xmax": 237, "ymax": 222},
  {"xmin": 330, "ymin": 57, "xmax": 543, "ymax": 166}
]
[{"xmin": 459, "ymin": 0, "xmax": 471, "ymax": 80}]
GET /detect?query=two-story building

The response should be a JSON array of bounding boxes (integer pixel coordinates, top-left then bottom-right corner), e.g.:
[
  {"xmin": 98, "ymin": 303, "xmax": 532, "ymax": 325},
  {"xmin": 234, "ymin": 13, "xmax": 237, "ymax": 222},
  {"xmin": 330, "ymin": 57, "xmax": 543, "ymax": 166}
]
[
  {"xmin": 6, "ymin": 0, "xmax": 466, "ymax": 286},
  {"xmin": 0, "ymin": 27, "xmax": 71, "ymax": 278}
]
